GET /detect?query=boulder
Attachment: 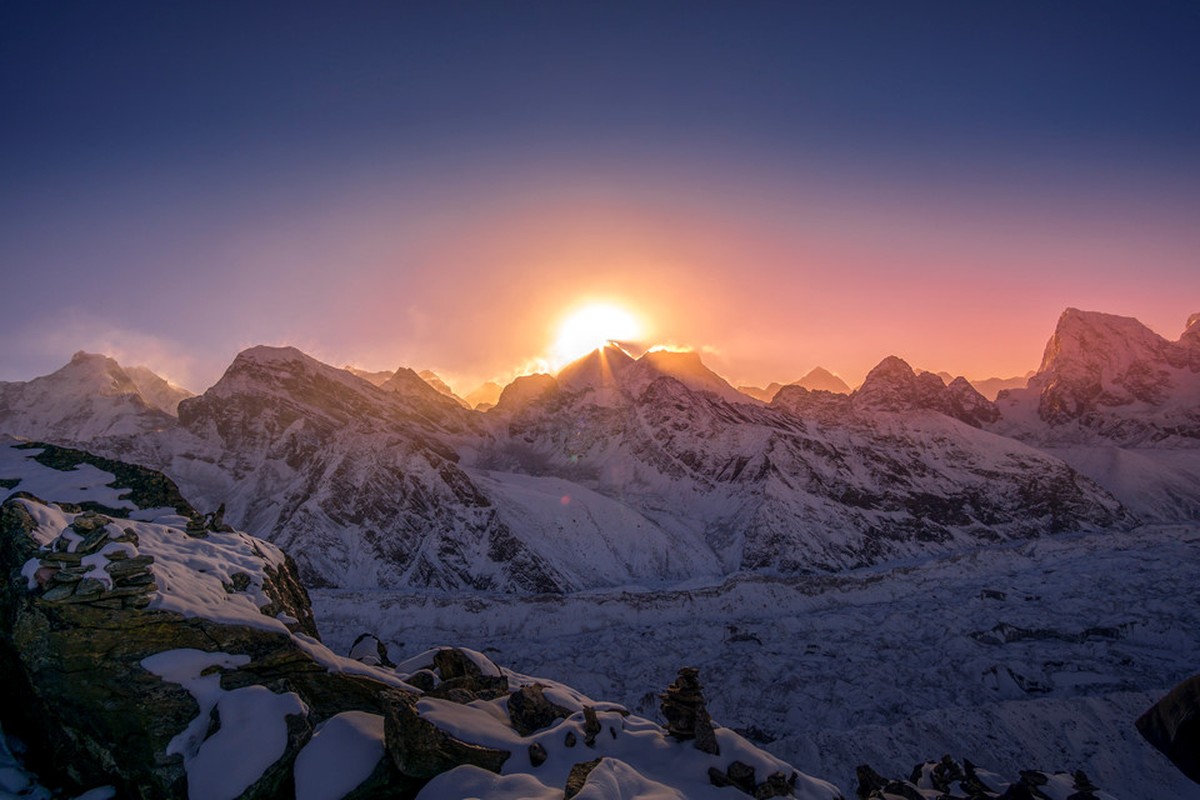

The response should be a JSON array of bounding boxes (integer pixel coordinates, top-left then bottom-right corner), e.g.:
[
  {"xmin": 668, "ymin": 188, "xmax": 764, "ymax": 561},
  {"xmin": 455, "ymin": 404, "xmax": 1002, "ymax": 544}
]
[
  {"xmin": 382, "ymin": 692, "xmax": 509, "ymax": 780},
  {"xmin": 1136, "ymin": 672, "xmax": 1200, "ymax": 784},
  {"xmin": 564, "ymin": 757, "xmax": 603, "ymax": 799},
  {"xmin": 507, "ymin": 683, "xmax": 571, "ymax": 736}
]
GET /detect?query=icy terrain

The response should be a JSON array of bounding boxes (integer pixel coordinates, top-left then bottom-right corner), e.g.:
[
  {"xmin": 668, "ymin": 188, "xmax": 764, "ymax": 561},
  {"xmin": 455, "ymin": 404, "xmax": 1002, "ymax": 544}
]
[{"xmin": 313, "ymin": 523, "xmax": 1200, "ymax": 799}]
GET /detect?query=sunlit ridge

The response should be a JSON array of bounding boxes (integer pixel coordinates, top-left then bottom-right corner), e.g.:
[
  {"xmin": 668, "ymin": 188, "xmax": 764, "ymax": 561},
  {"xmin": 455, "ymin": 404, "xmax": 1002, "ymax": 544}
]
[{"xmin": 551, "ymin": 303, "xmax": 643, "ymax": 366}]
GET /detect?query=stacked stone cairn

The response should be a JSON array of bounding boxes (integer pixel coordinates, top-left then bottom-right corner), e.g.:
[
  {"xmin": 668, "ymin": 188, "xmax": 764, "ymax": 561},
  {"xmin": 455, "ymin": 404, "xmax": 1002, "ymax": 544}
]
[{"xmin": 25, "ymin": 512, "xmax": 155, "ymax": 610}]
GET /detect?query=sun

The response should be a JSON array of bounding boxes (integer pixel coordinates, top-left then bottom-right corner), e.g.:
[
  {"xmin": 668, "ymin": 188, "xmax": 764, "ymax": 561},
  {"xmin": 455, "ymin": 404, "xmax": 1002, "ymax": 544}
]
[{"xmin": 552, "ymin": 303, "xmax": 642, "ymax": 364}]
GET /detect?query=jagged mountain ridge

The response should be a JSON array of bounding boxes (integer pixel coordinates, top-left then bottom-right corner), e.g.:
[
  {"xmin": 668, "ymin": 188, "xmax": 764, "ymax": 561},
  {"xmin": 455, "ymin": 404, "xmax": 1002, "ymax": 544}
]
[
  {"xmin": 481, "ymin": 352, "xmax": 1126, "ymax": 575},
  {"xmin": 988, "ymin": 308, "xmax": 1200, "ymax": 522},
  {"xmin": 3, "ymin": 308, "xmax": 1192, "ymax": 592},
  {"xmin": 738, "ymin": 367, "xmax": 851, "ymax": 402}
]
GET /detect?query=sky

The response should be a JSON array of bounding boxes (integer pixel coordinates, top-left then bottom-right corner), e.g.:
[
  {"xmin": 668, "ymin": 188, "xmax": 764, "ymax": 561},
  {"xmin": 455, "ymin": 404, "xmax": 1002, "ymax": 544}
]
[{"xmin": 2, "ymin": 1, "xmax": 1198, "ymax": 394}]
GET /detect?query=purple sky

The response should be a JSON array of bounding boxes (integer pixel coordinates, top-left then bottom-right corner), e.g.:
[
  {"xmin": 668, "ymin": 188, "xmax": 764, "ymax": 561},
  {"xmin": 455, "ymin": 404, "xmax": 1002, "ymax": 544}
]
[{"xmin": 3, "ymin": 2, "xmax": 1198, "ymax": 393}]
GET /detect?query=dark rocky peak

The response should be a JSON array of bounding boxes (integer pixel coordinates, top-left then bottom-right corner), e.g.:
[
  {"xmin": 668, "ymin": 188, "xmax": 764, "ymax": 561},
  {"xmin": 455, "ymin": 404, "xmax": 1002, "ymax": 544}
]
[
  {"xmin": 1037, "ymin": 308, "xmax": 1169, "ymax": 377},
  {"xmin": 851, "ymin": 356, "xmax": 998, "ymax": 427},
  {"xmin": 770, "ymin": 384, "xmax": 848, "ymax": 420},
  {"xmin": 1178, "ymin": 312, "xmax": 1200, "ymax": 363},
  {"xmin": 945, "ymin": 377, "xmax": 1001, "ymax": 427},
  {"xmin": 852, "ymin": 356, "xmax": 921, "ymax": 411},
  {"xmin": 493, "ymin": 373, "xmax": 559, "ymax": 415},
  {"xmin": 1030, "ymin": 308, "xmax": 1190, "ymax": 423}
]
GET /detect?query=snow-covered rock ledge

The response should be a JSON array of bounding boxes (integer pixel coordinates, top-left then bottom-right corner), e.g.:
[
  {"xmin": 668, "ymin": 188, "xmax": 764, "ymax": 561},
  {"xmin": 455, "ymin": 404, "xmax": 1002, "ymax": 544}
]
[{"xmin": 0, "ymin": 491, "xmax": 844, "ymax": 799}]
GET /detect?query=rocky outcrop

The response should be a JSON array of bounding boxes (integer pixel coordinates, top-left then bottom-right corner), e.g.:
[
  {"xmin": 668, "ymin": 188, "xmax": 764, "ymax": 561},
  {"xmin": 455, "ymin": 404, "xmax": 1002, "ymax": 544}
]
[
  {"xmin": 0, "ymin": 444, "xmax": 843, "ymax": 800},
  {"xmin": 11, "ymin": 441, "xmax": 196, "ymax": 518},
  {"xmin": 563, "ymin": 756, "xmax": 603, "ymax": 798},
  {"xmin": 854, "ymin": 756, "xmax": 1111, "ymax": 799},
  {"xmin": 1136, "ymin": 673, "xmax": 1200, "ymax": 784},
  {"xmin": 349, "ymin": 632, "xmax": 395, "ymax": 667},
  {"xmin": 508, "ymin": 683, "xmax": 571, "ymax": 736},
  {"xmin": 383, "ymin": 693, "xmax": 510, "ymax": 781},
  {"xmin": 1, "ymin": 493, "xmax": 843, "ymax": 800},
  {"xmin": 0, "ymin": 491, "xmax": 535, "ymax": 799},
  {"xmin": 852, "ymin": 356, "xmax": 999, "ymax": 427}
]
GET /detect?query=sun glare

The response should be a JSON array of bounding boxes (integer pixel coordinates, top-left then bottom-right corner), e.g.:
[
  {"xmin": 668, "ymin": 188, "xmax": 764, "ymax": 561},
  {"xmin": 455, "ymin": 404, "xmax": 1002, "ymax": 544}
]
[{"xmin": 552, "ymin": 303, "xmax": 642, "ymax": 364}]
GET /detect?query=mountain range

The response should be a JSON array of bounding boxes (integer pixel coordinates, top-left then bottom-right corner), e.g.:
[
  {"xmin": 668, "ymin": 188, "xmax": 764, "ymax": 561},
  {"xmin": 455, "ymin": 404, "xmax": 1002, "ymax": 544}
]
[{"xmin": 1, "ymin": 308, "xmax": 1197, "ymax": 592}]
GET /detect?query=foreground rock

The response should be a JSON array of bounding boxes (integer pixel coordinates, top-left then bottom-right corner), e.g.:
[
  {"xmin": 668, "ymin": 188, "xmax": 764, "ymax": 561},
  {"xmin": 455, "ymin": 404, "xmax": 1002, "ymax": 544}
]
[{"xmin": 1136, "ymin": 673, "xmax": 1200, "ymax": 785}]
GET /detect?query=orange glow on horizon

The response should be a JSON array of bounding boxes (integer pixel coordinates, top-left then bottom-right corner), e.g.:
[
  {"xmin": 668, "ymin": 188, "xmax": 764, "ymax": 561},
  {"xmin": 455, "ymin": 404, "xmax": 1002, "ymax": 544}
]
[{"xmin": 551, "ymin": 302, "xmax": 644, "ymax": 366}]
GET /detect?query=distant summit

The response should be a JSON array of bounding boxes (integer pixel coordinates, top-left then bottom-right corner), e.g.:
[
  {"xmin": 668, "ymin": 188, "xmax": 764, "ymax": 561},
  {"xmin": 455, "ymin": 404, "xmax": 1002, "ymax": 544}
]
[
  {"xmin": 738, "ymin": 366, "xmax": 850, "ymax": 401},
  {"xmin": 464, "ymin": 380, "xmax": 503, "ymax": 410},
  {"xmin": 0, "ymin": 351, "xmax": 178, "ymax": 441},
  {"xmin": 344, "ymin": 365, "xmax": 394, "ymax": 386},
  {"xmin": 417, "ymin": 369, "xmax": 470, "ymax": 408},
  {"xmin": 555, "ymin": 345, "xmax": 748, "ymax": 404},
  {"xmin": 796, "ymin": 366, "xmax": 851, "ymax": 394}
]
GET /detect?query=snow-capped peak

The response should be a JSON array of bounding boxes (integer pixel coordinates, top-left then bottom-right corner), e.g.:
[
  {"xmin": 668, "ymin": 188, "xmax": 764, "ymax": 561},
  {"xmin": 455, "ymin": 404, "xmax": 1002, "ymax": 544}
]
[
  {"xmin": 417, "ymin": 369, "xmax": 471, "ymax": 408},
  {"xmin": 555, "ymin": 345, "xmax": 750, "ymax": 405},
  {"xmin": 0, "ymin": 352, "xmax": 175, "ymax": 441},
  {"xmin": 555, "ymin": 344, "xmax": 637, "ymax": 393}
]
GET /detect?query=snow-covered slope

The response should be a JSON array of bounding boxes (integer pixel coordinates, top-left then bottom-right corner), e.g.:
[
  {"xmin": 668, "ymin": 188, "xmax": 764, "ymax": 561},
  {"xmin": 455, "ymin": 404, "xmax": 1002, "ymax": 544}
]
[
  {"xmin": 417, "ymin": 369, "xmax": 471, "ymax": 408},
  {"xmin": 0, "ymin": 352, "xmax": 177, "ymax": 441},
  {"xmin": 163, "ymin": 346, "xmax": 567, "ymax": 591},
  {"xmin": 124, "ymin": 365, "xmax": 193, "ymax": 415},
  {"xmin": 314, "ymin": 523, "xmax": 1200, "ymax": 800},
  {"xmin": 481, "ymin": 351, "xmax": 1127, "ymax": 576},
  {"xmin": 0, "ymin": 454, "xmax": 844, "ymax": 800}
]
